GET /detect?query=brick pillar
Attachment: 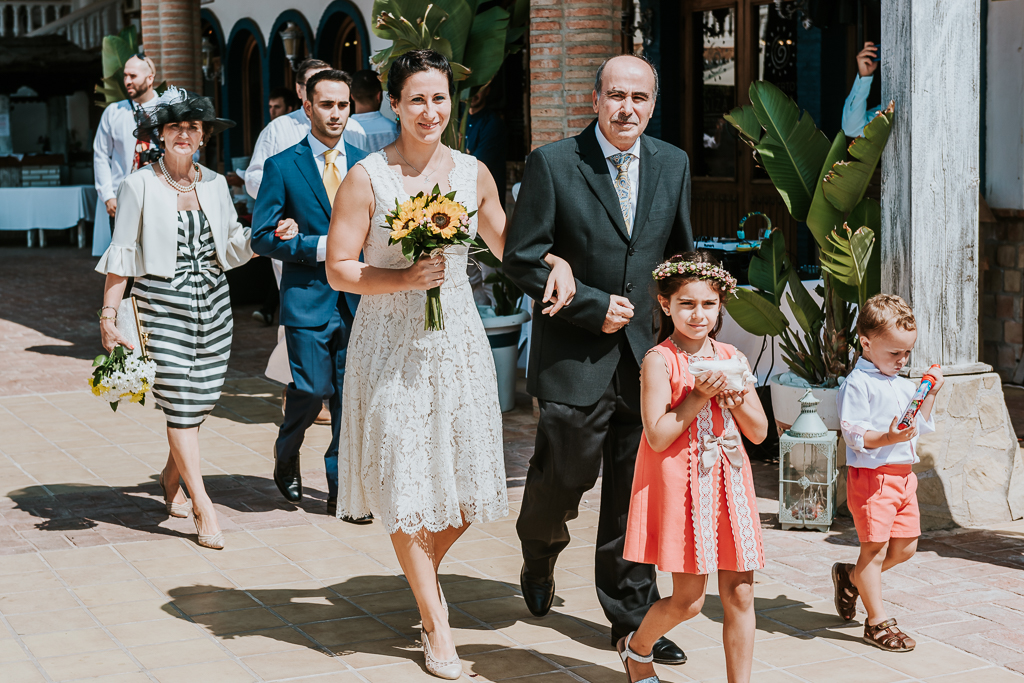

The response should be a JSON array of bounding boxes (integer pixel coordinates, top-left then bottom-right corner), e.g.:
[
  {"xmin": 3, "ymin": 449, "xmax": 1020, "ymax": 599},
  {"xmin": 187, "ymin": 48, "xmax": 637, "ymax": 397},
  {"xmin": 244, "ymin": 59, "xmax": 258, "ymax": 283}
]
[
  {"xmin": 528, "ymin": 0, "xmax": 622, "ymax": 151},
  {"xmin": 140, "ymin": 0, "xmax": 201, "ymax": 93}
]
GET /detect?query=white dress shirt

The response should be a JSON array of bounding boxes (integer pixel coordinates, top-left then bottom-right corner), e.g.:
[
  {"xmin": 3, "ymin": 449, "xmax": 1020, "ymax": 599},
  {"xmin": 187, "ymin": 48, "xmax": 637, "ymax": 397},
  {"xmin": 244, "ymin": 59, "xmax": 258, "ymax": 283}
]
[
  {"xmin": 306, "ymin": 131, "xmax": 348, "ymax": 262},
  {"xmin": 244, "ymin": 107, "xmax": 365, "ymax": 200},
  {"xmin": 347, "ymin": 111, "xmax": 399, "ymax": 153},
  {"xmin": 91, "ymin": 98, "xmax": 160, "ymax": 256},
  {"xmin": 836, "ymin": 357, "xmax": 936, "ymax": 469},
  {"xmin": 594, "ymin": 124, "xmax": 641, "ymax": 227}
]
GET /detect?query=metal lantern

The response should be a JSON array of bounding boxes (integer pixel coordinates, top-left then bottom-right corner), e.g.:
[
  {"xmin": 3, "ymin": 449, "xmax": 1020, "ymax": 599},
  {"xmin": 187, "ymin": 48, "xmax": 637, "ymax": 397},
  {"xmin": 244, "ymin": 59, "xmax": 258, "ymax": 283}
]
[{"xmin": 779, "ymin": 389, "xmax": 838, "ymax": 531}]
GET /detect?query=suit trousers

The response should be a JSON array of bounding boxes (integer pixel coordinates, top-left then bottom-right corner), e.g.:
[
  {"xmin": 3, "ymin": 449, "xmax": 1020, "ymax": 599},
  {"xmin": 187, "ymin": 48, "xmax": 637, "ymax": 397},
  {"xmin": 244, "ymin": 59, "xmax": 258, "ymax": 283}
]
[
  {"xmin": 275, "ymin": 305, "xmax": 350, "ymax": 499},
  {"xmin": 516, "ymin": 347, "xmax": 659, "ymax": 634}
]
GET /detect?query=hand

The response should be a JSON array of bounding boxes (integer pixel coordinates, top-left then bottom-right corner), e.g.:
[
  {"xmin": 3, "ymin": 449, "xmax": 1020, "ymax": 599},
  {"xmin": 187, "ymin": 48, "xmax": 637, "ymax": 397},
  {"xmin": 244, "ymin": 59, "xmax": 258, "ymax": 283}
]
[
  {"xmin": 927, "ymin": 366, "xmax": 945, "ymax": 395},
  {"xmin": 692, "ymin": 371, "xmax": 728, "ymax": 401},
  {"xmin": 541, "ymin": 257, "xmax": 576, "ymax": 316},
  {"xmin": 601, "ymin": 295, "xmax": 634, "ymax": 333},
  {"xmin": 105, "ymin": 198, "xmax": 117, "ymax": 217},
  {"xmin": 100, "ymin": 319, "xmax": 133, "ymax": 354},
  {"xmin": 717, "ymin": 387, "xmax": 747, "ymax": 409},
  {"xmin": 857, "ymin": 41, "xmax": 879, "ymax": 77},
  {"xmin": 887, "ymin": 415, "xmax": 918, "ymax": 443},
  {"xmin": 403, "ymin": 254, "xmax": 446, "ymax": 291},
  {"xmin": 275, "ymin": 218, "xmax": 299, "ymax": 240}
]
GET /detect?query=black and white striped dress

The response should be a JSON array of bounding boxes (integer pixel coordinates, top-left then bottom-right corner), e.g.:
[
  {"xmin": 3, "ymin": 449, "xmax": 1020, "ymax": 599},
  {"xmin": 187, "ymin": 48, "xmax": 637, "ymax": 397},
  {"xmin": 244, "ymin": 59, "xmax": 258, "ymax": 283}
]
[{"xmin": 134, "ymin": 210, "xmax": 232, "ymax": 429}]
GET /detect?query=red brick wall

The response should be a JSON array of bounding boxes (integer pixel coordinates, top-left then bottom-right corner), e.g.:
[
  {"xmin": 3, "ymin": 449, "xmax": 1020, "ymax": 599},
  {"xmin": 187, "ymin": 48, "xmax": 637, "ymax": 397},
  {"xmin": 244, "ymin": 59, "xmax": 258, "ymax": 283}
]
[
  {"xmin": 140, "ymin": 0, "xmax": 201, "ymax": 93},
  {"xmin": 981, "ymin": 210, "xmax": 1024, "ymax": 379},
  {"xmin": 528, "ymin": 0, "xmax": 622, "ymax": 150}
]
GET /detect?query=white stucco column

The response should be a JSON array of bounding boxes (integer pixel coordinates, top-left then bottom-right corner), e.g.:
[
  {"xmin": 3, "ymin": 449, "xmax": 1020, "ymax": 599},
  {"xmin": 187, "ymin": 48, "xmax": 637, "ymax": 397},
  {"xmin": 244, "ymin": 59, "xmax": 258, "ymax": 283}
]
[{"xmin": 880, "ymin": 0, "xmax": 986, "ymax": 374}]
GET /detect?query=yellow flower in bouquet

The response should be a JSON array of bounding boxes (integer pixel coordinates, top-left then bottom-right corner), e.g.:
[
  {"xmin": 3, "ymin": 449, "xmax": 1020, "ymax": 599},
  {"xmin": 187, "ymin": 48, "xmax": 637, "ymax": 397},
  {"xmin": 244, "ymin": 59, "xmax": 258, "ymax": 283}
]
[{"xmin": 384, "ymin": 184, "xmax": 476, "ymax": 331}]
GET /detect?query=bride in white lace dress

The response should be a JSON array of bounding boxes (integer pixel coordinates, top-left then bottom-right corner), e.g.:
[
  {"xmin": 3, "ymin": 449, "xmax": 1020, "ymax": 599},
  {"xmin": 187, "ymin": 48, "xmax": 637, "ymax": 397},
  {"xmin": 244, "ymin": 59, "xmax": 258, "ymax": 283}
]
[{"xmin": 326, "ymin": 51, "xmax": 575, "ymax": 679}]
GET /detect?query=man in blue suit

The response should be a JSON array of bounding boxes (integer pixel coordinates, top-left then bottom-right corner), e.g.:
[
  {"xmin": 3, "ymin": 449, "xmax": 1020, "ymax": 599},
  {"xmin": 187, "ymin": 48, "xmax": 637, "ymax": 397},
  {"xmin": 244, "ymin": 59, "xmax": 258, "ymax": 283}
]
[{"xmin": 251, "ymin": 70, "xmax": 369, "ymax": 521}]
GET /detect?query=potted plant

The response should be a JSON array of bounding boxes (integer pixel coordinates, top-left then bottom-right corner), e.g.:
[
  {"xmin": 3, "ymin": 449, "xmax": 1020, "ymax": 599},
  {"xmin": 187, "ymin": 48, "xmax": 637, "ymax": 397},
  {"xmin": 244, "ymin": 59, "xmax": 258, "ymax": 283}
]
[
  {"xmin": 94, "ymin": 25, "xmax": 168, "ymax": 108},
  {"xmin": 722, "ymin": 81, "xmax": 894, "ymax": 429}
]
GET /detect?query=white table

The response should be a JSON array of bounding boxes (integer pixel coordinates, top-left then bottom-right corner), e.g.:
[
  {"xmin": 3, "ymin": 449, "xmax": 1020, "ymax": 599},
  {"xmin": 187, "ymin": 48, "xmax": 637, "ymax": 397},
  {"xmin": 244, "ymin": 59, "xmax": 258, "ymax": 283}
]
[{"xmin": 0, "ymin": 185, "xmax": 98, "ymax": 247}]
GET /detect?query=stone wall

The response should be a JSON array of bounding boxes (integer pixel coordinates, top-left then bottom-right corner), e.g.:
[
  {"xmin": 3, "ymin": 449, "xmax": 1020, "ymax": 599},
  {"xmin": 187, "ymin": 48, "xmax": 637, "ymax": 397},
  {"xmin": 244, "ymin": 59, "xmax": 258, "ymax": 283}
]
[
  {"xmin": 981, "ymin": 210, "xmax": 1024, "ymax": 380},
  {"xmin": 916, "ymin": 373, "xmax": 1024, "ymax": 528}
]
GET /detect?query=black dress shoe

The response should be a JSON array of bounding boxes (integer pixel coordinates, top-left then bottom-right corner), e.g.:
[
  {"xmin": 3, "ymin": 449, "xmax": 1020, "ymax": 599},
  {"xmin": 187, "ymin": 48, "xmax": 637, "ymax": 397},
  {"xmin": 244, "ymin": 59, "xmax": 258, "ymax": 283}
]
[
  {"xmin": 273, "ymin": 459, "xmax": 302, "ymax": 502},
  {"xmin": 520, "ymin": 565, "xmax": 555, "ymax": 617},
  {"xmin": 327, "ymin": 498, "xmax": 336, "ymax": 516},
  {"xmin": 341, "ymin": 513, "xmax": 373, "ymax": 525},
  {"xmin": 610, "ymin": 633, "xmax": 686, "ymax": 665}
]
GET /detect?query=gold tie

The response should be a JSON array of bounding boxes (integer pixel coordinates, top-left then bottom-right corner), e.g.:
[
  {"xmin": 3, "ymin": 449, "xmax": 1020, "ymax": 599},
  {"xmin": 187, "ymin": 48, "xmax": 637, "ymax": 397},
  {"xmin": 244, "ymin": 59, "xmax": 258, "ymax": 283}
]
[{"xmin": 323, "ymin": 149, "xmax": 341, "ymax": 202}]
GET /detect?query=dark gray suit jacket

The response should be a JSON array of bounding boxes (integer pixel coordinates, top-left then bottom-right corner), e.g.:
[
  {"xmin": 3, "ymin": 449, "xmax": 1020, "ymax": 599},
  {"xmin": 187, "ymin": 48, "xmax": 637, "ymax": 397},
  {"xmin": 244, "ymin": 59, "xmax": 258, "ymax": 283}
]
[{"xmin": 503, "ymin": 121, "xmax": 693, "ymax": 407}]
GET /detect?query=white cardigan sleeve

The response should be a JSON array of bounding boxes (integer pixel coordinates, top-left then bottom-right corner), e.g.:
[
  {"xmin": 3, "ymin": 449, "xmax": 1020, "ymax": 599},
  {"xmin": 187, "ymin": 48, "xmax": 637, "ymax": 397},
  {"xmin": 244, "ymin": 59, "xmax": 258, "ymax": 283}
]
[
  {"xmin": 217, "ymin": 175, "xmax": 253, "ymax": 270},
  {"xmin": 94, "ymin": 174, "xmax": 145, "ymax": 277}
]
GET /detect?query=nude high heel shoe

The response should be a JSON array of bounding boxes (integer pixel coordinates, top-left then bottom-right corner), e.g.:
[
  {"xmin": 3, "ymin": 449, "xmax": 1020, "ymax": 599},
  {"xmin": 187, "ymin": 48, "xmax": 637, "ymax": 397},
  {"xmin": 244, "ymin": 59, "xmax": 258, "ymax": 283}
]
[
  {"xmin": 158, "ymin": 471, "xmax": 191, "ymax": 518},
  {"xmin": 421, "ymin": 628, "xmax": 462, "ymax": 680},
  {"xmin": 192, "ymin": 509, "xmax": 224, "ymax": 550}
]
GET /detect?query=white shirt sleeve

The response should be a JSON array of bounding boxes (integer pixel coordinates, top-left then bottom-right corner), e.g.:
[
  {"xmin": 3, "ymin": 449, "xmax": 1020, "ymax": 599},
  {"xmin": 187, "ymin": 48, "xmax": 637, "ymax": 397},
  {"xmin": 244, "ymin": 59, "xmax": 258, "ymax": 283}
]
[
  {"xmin": 245, "ymin": 123, "xmax": 276, "ymax": 199},
  {"xmin": 316, "ymin": 236, "xmax": 327, "ymax": 262},
  {"xmin": 837, "ymin": 376, "xmax": 880, "ymax": 455},
  {"xmin": 93, "ymin": 107, "xmax": 117, "ymax": 203}
]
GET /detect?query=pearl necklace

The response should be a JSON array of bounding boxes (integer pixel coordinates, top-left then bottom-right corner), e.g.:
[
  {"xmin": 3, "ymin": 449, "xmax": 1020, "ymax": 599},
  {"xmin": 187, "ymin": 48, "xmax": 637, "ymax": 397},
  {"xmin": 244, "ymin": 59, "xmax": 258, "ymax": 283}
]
[
  {"xmin": 669, "ymin": 334, "xmax": 717, "ymax": 361},
  {"xmin": 159, "ymin": 157, "xmax": 201, "ymax": 193}
]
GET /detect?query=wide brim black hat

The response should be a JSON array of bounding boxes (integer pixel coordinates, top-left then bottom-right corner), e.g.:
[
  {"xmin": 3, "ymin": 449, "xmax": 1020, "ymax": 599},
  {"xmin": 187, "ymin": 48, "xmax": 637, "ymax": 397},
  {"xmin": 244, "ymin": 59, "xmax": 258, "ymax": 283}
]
[{"xmin": 134, "ymin": 88, "xmax": 235, "ymax": 144}]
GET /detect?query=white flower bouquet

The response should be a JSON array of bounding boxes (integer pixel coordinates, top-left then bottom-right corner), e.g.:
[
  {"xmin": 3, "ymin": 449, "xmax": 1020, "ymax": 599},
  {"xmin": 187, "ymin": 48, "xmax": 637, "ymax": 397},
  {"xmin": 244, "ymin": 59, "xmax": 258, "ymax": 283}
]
[{"xmin": 88, "ymin": 346, "xmax": 157, "ymax": 411}]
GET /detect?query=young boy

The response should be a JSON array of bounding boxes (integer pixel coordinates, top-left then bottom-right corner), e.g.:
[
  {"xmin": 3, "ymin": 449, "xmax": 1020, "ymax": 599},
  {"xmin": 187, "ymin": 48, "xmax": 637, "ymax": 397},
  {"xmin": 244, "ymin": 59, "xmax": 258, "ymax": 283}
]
[{"xmin": 833, "ymin": 294, "xmax": 944, "ymax": 652}]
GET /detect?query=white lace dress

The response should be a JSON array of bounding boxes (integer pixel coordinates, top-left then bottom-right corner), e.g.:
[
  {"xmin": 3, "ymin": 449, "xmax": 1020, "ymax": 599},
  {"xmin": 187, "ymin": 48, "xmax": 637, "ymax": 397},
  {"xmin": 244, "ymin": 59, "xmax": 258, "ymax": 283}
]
[{"xmin": 336, "ymin": 149, "xmax": 509, "ymax": 534}]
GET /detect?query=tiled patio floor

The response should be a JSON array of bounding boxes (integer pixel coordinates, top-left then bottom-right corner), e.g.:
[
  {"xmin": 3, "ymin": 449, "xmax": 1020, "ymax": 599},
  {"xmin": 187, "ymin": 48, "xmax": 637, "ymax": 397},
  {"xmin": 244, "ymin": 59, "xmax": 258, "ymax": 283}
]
[{"xmin": 2, "ymin": 247, "xmax": 1024, "ymax": 682}]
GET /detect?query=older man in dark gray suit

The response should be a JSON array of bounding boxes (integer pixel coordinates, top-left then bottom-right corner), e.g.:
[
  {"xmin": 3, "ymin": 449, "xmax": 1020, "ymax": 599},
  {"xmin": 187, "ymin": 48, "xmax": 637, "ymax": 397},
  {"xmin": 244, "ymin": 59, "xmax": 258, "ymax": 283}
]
[{"xmin": 503, "ymin": 54, "xmax": 693, "ymax": 665}]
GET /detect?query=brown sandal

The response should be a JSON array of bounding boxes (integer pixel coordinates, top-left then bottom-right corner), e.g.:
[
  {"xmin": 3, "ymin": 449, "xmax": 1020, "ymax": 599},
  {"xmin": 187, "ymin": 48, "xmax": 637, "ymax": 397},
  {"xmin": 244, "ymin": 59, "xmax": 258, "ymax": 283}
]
[
  {"xmin": 864, "ymin": 618, "xmax": 916, "ymax": 652},
  {"xmin": 831, "ymin": 562, "xmax": 858, "ymax": 621}
]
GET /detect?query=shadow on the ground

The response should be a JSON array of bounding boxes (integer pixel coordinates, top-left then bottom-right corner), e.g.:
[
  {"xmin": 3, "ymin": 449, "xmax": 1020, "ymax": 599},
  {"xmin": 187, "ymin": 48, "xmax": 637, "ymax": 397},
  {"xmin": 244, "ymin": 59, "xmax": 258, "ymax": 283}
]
[{"xmin": 163, "ymin": 574, "xmax": 608, "ymax": 678}]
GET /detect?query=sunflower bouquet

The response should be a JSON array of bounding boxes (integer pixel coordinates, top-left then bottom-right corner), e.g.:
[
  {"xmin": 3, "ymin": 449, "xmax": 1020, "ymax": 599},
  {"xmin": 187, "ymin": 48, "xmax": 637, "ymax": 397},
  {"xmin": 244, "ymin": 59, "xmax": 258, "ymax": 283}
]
[{"xmin": 386, "ymin": 184, "xmax": 476, "ymax": 331}]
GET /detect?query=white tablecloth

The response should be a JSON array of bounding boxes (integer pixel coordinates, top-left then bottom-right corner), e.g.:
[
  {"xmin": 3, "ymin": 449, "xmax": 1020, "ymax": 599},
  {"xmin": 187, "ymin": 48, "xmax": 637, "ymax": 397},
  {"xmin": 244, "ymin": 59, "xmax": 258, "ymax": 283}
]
[{"xmin": 0, "ymin": 185, "xmax": 98, "ymax": 231}]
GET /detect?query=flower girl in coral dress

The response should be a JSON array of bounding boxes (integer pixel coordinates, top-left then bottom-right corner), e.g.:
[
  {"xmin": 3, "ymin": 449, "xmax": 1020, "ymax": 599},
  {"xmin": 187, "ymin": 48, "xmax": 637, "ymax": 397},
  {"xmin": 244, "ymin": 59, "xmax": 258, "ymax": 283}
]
[{"xmin": 618, "ymin": 252, "xmax": 768, "ymax": 683}]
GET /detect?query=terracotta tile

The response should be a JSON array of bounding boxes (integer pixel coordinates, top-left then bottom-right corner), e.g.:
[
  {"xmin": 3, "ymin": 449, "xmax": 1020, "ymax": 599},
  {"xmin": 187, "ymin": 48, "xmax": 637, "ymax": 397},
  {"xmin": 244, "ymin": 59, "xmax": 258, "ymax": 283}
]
[
  {"xmin": 21, "ymin": 628, "xmax": 118, "ymax": 659},
  {"xmin": 273, "ymin": 598, "xmax": 364, "ymax": 624},
  {"xmin": 787, "ymin": 656, "xmax": 908, "ymax": 683},
  {"xmin": 149, "ymin": 572, "xmax": 236, "ymax": 597},
  {"xmin": 150, "ymin": 659, "xmax": 256, "ymax": 683},
  {"xmin": 464, "ymin": 648, "xmax": 559, "ymax": 680},
  {"xmin": 204, "ymin": 547, "xmax": 286, "ymax": 571},
  {"xmin": 37, "ymin": 648, "xmax": 140, "ymax": 681},
  {"xmin": 0, "ymin": 638, "xmax": 27, "ymax": 662},
  {"xmin": 359, "ymin": 661, "xmax": 450, "ymax": 682},
  {"xmin": 217, "ymin": 626, "xmax": 317, "ymax": 657},
  {"xmin": 0, "ymin": 588, "xmax": 79, "ymax": 615},
  {"xmin": 171, "ymin": 590, "xmax": 259, "ymax": 616},
  {"xmin": 129, "ymin": 638, "xmax": 229, "ymax": 669},
  {"xmin": 130, "ymin": 554, "xmax": 215, "ymax": 578},
  {"xmin": 5, "ymin": 608, "xmax": 97, "ymax": 635},
  {"xmin": 332, "ymin": 637, "xmax": 419, "ymax": 668},
  {"xmin": 224, "ymin": 563, "xmax": 312, "ymax": 588},
  {"xmin": 54, "ymin": 562, "xmax": 141, "ymax": 587},
  {"xmin": 88, "ymin": 600, "xmax": 179, "ymax": 626},
  {"xmin": 108, "ymin": 618, "xmax": 203, "ymax": 647},
  {"xmin": 41, "ymin": 545, "xmax": 123, "ymax": 568},
  {"xmin": 194, "ymin": 607, "xmax": 287, "ymax": 635},
  {"xmin": 272, "ymin": 540, "xmax": 355, "ymax": 563},
  {"xmin": 75, "ymin": 580, "xmax": 162, "ymax": 607},
  {"xmin": 298, "ymin": 616, "xmax": 400, "ymax": 648},
  {"xmin": 493, "ymin": 615, "xmax": 602, "ymax": 646},
  {"xmin": 0, "ymin": 661, "xmax": 47, "ymax": 683},
  {"xmin": 242, "ymin": 647, "xmax": 348, "ymax": 679},
  {"xmin": 863, "ymin": 641, "xmax": 989, "ymax": 678}
]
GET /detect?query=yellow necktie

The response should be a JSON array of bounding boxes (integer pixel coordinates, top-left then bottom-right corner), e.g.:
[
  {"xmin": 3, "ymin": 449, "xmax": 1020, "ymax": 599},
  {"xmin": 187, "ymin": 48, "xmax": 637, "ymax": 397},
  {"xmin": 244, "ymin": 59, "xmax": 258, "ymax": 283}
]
[{"xmin": 323, "ymin": 149, "xmax": 341, "ymax": 202}]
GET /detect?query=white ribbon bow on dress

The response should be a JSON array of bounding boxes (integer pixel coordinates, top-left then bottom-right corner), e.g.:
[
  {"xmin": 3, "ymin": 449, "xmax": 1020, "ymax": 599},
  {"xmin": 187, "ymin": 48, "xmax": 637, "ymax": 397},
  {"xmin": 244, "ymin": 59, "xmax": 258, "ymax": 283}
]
[{"xmin": 700, "ymin": 431, "xmax": 744, "ymax": 470}]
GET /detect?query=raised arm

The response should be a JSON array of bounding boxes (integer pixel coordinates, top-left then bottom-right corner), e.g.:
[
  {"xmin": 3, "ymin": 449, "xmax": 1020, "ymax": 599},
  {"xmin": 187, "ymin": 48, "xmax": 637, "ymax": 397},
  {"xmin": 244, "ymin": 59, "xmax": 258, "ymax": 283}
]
[{"xmin": 325, "ymin": 164, "xmax": 443, "ymax": 294}]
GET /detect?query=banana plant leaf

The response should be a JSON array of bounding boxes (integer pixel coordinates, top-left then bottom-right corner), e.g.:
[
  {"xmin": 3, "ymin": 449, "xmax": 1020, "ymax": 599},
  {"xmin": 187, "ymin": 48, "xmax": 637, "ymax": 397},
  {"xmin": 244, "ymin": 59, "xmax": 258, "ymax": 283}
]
[
  {"xmin": 433, "ymin": 0, "xmax": 474, "ymax": 65},
  {"xmin": 461, "ymin": 6, "xmax": 511, "ymax": 89},
  {"xmin": 804, "ymin": 130, "xmax": 848, "ymax": 253},
  {"xmin": 748, "ymin": 81, "xmax": 831, "ymax": 221},
  {"xmin": 746, "ymin": 228, "xmax": 789, "ymax": 306},
  {"xmin": 724, "ymin": 104, "xmax": 762, "ymax": 148},
  {"xmin": 820, "ymin": 224, "xmax": 876, "ymax": 308},
  {"xmin": 725, "ymin": 288, "xmax": 790, "ymax": 337},
  {"xmin": 822, "ymin": 101, "xmax": 894, "ymax": 213},
  {"xmin": 847, "ymin": 197, "xmax": 881, "ymax": 298},
  {"xmin": 785, "ymin": 268, "xmax": 823, "ymax": 335}
]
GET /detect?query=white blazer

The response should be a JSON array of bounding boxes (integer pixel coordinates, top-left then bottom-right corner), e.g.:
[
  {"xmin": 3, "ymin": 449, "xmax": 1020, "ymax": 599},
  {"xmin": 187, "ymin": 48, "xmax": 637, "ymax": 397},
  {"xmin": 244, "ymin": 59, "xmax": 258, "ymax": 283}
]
[{"xmin": 95, "ymin": 164, "xmax": 253, "ymax": 279}]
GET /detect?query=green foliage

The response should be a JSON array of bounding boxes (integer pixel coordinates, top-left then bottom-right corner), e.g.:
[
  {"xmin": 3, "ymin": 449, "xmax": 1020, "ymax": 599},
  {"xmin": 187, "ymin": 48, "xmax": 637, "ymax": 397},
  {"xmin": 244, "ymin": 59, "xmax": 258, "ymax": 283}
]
[
  {"xmin": 723, "ymin": 82, "xmax": 896, "ymax": 384},
  {"xmin": 94, "ymin": 25, "xmax": 167, "ymax": 108}
]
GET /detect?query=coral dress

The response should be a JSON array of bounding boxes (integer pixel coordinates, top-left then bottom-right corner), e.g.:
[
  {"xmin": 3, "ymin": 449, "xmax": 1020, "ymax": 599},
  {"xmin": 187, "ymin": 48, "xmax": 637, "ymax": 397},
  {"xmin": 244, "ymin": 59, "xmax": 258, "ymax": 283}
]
[{"xmin": 623, "ymin": 339, "xmax": 764, "ymax": 574}]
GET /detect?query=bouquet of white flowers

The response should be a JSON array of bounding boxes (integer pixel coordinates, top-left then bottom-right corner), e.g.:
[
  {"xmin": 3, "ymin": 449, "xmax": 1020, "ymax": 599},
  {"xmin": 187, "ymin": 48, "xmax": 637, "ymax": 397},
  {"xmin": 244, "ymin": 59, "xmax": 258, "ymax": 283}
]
[{"xmin": 88, "ymin": 345, "xmax": 157, "ymax": 411}]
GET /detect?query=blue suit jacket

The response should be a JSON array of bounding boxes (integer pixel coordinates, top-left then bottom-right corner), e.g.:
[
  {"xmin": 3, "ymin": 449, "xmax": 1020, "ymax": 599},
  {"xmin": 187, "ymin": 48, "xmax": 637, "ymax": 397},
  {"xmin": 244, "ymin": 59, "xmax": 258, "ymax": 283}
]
[{"xmin": 251, "ymin": 137, "xmax": 368, "ymax": 328}]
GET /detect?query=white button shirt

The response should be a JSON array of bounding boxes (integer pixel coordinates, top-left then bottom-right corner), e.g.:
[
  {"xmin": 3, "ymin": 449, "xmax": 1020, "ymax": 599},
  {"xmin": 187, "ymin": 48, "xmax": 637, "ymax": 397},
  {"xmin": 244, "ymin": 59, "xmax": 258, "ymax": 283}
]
[
  {"xmin": 594, "ymin": 124, "xmax": 641, "ymax": 228},
  {"xmin": 91, "ymin": 98, "xmax": 159, "ymax": 256},
  {"xmin": 306, "ymin": 131, "xmax": 348, "ymax": 262},
  {"xmin": 244, "ymin": 108, "xmax": 365, "ymax": 200},
  {"xmin": 836, "ymin": 357, "xmax": 936, "ymax": 469}
]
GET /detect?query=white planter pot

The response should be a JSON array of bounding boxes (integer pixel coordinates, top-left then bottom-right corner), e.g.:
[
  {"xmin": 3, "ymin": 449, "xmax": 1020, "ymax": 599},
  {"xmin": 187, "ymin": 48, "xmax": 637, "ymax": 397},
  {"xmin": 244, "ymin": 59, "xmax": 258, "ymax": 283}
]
[
  {"xmin": 769, "ymin": 373, "xmax": 841, "ymax": 431},
  {"xmin": 481, "ymin": 310, "xmax": 530, "ymax": 412}
]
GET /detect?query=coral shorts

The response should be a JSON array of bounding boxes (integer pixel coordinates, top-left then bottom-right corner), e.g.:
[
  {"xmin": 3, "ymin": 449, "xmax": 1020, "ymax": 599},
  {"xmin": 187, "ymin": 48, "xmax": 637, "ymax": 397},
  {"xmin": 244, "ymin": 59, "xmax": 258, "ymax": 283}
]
[{"xmin": 847, "ymin": 464, "xmax": 920, "ymax": 543}]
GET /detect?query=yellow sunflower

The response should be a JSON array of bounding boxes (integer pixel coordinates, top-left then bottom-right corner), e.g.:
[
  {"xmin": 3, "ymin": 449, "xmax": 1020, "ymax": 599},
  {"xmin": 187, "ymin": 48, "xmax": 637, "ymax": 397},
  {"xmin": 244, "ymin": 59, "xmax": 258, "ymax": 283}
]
[
  {"xmin": 425, "ymin": 199, "xmax": 466, "ymax": 237},
  {"xmin": 389, "ymin": 202, "xmax": 425, "ymax": 241}
]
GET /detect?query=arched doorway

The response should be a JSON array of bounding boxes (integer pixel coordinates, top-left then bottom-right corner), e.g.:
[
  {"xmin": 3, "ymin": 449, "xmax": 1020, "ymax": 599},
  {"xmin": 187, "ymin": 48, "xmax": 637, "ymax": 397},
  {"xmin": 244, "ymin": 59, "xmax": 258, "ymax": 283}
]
[
  {"xmin": 315, "ymin": 2, "xmax": 369, "ymax": 73},
  {"xmin": 226, "ymin": 21, "xmax": 266, "ymax": 159},
  {"xmin": 200, "ymin": 12, "xmax": 226, "ymax": 172},
  {"xmin": 269, "ymin": 11, "xmax": 313, "ymax": 96}
]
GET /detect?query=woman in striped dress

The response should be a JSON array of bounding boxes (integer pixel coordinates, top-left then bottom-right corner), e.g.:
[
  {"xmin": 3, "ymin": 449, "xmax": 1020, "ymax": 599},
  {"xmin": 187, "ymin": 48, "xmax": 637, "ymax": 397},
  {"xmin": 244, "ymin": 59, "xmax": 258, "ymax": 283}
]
[{"xmin": 97, "ymin": 91, "xmax": 252, "ymax": 549}]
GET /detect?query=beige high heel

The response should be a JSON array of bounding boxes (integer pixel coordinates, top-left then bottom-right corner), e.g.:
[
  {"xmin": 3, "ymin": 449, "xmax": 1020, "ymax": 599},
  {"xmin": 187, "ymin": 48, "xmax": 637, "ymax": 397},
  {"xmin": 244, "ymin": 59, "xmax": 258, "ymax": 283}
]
[
  {"xmin": 421, "ymin": 628, "xmax": 462, "ymax": 680},
  {"xmin": 158, "ymin": 471, "xmax": 191, "ymax": 518},
  {"xmin": 192, "ymin": 509, "xmax": 224, "ymax": 550}
]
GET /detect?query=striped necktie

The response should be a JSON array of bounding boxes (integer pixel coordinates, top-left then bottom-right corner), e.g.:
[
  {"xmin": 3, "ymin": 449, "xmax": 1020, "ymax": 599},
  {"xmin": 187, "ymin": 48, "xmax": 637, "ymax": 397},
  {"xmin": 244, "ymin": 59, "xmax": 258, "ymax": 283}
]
[
  {"xmin": 323, "ymin": 149, "xmax": 342, "ymax": 203},
  {"xmin": 610, "ymin": 152, "xmax": 634, "ymax": 235}
]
